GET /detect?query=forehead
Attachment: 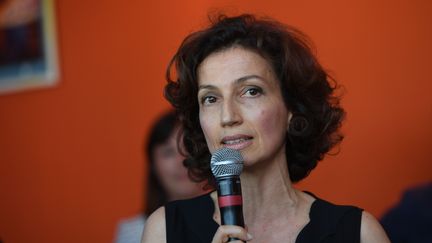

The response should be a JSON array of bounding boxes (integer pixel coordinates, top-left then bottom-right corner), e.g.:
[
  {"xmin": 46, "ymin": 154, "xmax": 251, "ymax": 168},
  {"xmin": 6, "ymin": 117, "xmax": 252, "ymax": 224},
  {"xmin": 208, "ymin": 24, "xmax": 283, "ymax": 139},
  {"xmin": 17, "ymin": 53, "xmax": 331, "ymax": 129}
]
[{"xmin": 197, "ymin": 47, "xmax": 275, "ymax": 85}]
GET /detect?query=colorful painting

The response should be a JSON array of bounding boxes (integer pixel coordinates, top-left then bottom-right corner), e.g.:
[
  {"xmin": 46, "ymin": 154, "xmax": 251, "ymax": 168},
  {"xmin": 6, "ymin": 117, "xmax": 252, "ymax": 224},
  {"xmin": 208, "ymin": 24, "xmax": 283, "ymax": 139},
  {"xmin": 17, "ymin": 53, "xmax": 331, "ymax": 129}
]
[{"xmin": 0, "ymin": 0, "xmax": 59, "ymax": 94}]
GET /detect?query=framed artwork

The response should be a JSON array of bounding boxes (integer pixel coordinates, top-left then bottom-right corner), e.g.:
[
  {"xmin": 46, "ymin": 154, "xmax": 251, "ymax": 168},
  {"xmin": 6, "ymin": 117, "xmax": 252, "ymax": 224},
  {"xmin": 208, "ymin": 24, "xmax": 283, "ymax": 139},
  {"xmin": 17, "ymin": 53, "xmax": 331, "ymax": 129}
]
[{"xmin": 0, "ymin": 0, "xmax": 59, "ymax": 94}]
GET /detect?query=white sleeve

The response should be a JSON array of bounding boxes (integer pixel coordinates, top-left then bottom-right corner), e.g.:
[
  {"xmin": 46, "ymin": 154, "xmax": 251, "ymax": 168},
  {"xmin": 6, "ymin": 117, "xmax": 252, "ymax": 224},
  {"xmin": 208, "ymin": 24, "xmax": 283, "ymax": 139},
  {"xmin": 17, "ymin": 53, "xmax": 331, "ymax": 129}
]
[{"xmin": 114, "ymin": 215, "xmax": 146, "ymax": 243}]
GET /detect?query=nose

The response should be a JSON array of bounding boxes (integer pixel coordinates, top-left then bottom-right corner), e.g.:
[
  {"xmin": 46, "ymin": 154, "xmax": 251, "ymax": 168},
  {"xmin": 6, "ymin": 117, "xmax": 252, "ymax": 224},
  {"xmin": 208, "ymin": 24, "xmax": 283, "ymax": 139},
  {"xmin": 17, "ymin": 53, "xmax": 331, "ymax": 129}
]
[{"xmin": 220, "ymin": 99, "xmax": 242, "ymax": 127}]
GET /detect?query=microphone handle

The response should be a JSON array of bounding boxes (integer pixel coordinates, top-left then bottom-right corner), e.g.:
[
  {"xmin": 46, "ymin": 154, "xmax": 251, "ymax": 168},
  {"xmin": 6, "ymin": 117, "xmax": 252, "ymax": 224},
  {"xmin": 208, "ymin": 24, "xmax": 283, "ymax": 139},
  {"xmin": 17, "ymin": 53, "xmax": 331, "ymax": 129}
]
[
  {"xmin": 220, "ymin": 205, "xmax": 244, "ymax": 226},
  {"xmin": 221, "ymin": 205, "xmax": 245, "ymax": 242},
  {"xmin": 216, "ymin": 177, "xmax": 245, "ymax": 242}
]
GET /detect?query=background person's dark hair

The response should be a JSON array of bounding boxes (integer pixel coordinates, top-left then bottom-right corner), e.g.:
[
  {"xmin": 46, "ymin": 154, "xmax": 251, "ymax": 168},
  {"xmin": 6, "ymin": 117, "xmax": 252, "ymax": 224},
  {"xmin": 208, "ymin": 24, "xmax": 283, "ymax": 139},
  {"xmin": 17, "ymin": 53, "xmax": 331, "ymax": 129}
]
[
  {"xmin": 165, "ymin": 14, "xmax": 345, "ymax": 185},
  {"xmin": 144, "ymin": 110, "xmax": 178, "ymax": 215}
]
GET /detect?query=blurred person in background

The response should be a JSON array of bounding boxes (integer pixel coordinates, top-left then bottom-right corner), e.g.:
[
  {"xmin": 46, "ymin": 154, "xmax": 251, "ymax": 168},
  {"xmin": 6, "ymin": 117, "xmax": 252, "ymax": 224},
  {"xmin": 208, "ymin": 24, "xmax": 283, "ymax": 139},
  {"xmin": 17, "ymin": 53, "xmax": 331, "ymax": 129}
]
[
  {"xmin": 114, "ymin": 111, "xmax": 207, "ymax": 243},
  {"xmin": 381, "ymin": 181, "xmax": 432, "ymax": 243}
]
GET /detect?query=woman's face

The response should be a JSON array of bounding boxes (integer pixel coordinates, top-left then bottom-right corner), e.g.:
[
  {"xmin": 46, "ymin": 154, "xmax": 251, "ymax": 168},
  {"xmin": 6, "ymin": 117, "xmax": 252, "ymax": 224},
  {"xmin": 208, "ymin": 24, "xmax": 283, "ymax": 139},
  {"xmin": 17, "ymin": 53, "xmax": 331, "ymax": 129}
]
[
  {"xmin": 197, "ymin": 47, "xmax": 291, "ymax": 167},
  {"xmin": 153, "ymin": 128, "xmax": 203, "ymax": 200}
]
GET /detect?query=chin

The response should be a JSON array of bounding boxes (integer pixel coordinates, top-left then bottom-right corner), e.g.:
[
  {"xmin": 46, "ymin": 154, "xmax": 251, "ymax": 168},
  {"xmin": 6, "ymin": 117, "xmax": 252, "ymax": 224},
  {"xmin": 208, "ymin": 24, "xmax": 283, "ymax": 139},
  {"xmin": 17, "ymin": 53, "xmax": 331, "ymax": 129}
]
[{"xmin": 239, "ymin": 155, "xmax": 256, "ymax": 167}]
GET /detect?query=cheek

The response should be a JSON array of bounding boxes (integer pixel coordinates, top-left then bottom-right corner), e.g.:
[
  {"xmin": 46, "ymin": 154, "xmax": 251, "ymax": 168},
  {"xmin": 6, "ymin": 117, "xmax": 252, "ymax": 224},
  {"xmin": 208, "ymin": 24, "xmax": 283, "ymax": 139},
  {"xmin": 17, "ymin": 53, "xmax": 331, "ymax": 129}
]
[
  {"xmin": 199, "ymin": 112, "xmax": 217, "ymax": 149},
  {"xmin": 256, "ymin": 105, "xmax": 288, "ymax": 139},
  {"xmin": 258, "ymin": 110, "xmax": 276, "ymax": 134},
  {"xmin": 155, "ymin": 158, "xmax": 171, "ymax": 175}
]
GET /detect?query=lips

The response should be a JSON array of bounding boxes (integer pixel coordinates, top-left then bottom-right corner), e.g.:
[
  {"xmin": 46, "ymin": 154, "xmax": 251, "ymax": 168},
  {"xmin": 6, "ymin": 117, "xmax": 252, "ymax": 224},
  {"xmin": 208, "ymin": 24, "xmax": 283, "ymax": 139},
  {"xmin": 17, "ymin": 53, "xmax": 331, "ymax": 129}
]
[
  {"xmin": 223, "ymin": 138, "xmax": 250, "ymax": 145},
  {"xmin": 221, "ymin": 134, "xmax": 253, "ymax": 150}
]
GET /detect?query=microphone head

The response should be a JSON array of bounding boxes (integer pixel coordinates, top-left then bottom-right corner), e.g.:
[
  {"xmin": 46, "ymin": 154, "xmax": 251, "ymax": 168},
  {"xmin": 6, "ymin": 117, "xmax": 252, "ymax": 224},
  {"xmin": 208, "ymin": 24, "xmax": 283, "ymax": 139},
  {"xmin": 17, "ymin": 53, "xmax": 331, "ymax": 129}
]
[{"xmin": 210, "ymin": 147, "xmax": 244, "ymax": 179}]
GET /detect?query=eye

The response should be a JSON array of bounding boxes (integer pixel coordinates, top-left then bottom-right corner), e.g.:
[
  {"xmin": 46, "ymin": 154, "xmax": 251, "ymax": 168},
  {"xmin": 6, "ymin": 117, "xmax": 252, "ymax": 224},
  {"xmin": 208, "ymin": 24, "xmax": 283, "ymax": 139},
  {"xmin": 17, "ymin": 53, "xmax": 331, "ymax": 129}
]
[
  {"xmin": 201, "ymin": 95, "xmax": 218, "ymax": 105},
  {"xmin": 242, "ymin": 87, "xmax": 262, "ymax": 97}
]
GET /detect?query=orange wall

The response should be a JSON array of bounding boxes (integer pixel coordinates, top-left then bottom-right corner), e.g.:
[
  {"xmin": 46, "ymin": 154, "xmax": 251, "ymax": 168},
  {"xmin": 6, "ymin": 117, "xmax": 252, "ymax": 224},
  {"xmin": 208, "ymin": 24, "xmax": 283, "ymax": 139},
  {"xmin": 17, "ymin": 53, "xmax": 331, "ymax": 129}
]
[{"xmin": 0, "ymin": 1, "xmax": 431, "ymax": 242}]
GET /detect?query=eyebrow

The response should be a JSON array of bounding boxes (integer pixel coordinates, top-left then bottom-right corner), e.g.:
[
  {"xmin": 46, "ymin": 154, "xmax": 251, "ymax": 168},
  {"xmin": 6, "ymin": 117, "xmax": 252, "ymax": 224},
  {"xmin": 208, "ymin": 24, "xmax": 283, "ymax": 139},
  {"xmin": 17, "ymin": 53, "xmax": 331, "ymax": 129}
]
[{"xmin": 198, "ymin": 75, "xmax": 265, "ymax": 90}]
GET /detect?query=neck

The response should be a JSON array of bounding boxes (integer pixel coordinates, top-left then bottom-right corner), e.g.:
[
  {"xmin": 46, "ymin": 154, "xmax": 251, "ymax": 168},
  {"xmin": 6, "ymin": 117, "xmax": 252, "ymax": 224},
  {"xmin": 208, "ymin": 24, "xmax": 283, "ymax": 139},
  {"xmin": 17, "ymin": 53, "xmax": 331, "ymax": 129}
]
[{"xmin": 239, "ymin": 152, "xmax": 301, "ymax": 223}]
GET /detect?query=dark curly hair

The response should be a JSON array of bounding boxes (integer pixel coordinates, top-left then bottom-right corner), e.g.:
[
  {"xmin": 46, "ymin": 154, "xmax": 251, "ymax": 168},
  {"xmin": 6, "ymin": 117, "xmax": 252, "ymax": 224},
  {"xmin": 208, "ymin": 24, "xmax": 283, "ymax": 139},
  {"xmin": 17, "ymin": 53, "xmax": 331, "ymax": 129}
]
[{"xmin": 164, "ymin": 14, "xmax": 345, "ymax": 185}]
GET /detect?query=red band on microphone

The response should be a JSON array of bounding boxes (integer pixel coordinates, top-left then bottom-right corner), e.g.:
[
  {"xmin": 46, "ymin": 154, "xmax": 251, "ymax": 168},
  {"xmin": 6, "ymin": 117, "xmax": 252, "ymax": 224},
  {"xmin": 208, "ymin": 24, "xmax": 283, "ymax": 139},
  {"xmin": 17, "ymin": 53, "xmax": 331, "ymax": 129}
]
[{"xmin": 218, "ymin": 195, "xmax": 243, "ymax": 207}]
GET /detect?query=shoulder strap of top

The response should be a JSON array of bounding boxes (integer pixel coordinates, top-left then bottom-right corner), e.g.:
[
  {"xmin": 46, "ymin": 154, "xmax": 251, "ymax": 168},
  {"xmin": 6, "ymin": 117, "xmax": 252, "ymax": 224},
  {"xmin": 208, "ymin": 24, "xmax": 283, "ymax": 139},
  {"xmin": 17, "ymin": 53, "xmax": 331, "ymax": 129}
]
[{"xmin": 297, "ymin": 194, "xmax": 363, "ymax": 243}]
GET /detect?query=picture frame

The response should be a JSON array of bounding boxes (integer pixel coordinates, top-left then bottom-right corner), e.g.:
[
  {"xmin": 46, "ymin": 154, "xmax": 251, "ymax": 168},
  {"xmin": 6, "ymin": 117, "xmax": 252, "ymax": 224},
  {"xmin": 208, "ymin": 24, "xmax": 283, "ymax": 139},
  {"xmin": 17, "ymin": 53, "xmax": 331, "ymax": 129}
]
[{"xmin": 0, "ymin": 0, "xmax": 59, "ymax": 94}]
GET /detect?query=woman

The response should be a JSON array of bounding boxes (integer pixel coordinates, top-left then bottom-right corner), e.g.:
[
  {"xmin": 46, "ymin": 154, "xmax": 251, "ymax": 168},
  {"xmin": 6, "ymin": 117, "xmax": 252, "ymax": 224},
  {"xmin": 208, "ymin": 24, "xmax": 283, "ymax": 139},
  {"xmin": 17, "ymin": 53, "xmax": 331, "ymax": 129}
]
[
  {"xmin": 114, "ymin": 111, "xmax": 205, "ymax": 243},
  {"xmin": 142, "ymin": 14, "xmax": 389, "ymax": 243}
]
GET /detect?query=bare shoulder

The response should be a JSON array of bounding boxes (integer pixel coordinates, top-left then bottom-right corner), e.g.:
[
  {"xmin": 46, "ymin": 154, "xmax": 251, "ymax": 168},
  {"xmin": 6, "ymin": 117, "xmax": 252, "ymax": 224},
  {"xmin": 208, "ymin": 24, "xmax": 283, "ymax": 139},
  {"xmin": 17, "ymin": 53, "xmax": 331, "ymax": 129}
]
[
  {"xmin": 141, "ymin": 207, "xmax": 166, "ymax": 243},
  {"xmin": 360, "ymin": 211, "xmax": 390, "ymax": 243}
]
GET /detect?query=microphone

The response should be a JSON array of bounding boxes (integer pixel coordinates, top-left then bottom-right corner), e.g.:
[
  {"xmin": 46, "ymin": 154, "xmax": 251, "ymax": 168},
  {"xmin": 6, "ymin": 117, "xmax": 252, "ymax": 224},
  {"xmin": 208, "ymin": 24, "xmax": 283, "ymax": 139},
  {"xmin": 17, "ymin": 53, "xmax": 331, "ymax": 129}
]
[{"xmin": 211, "ymin": 147, "xmax": 245, "ymax": 241}]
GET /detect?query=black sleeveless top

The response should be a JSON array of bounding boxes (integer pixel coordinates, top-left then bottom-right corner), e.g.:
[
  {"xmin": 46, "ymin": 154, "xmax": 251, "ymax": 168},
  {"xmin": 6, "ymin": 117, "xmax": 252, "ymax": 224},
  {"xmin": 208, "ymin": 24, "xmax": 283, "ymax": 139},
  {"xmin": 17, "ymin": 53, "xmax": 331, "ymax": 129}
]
[{"xmin": 165, "ymin": 192, "xmax": 363, "ymax": 243}]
